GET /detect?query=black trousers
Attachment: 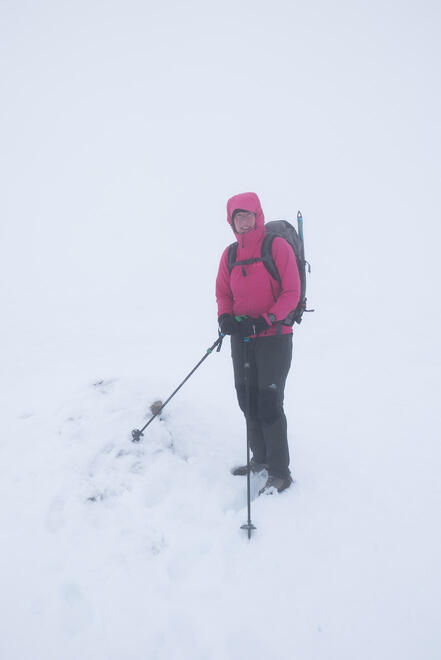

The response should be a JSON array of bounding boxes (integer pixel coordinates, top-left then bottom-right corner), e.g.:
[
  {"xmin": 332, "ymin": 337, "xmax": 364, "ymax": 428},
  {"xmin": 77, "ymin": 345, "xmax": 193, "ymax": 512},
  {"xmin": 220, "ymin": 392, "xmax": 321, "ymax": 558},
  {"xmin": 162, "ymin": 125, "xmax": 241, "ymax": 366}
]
[{"xmin": 231, "ymin": 333, "xmax": 293, "ymax": 478}]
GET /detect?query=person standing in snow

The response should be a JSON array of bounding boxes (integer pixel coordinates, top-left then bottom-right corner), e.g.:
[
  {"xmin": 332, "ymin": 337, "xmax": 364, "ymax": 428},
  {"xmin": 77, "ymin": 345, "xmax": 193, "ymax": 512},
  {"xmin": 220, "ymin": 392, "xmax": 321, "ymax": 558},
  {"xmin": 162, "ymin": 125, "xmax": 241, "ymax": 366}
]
[{"xmin": 216, "ymin": 192, "xmax": 300, "ymax": 494}]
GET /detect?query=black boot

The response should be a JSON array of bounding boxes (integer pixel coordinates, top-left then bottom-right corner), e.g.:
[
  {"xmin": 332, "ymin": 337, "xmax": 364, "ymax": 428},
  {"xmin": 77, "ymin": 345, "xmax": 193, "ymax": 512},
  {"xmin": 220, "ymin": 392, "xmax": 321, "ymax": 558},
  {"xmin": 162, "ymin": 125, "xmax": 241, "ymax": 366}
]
[
  {"xmin": 231, "ymin": 457, "xmax": 267, "ymax": 476},
  {"xmin": 258, "ymin": 473, "xmax": 293, "ymax": 495}
]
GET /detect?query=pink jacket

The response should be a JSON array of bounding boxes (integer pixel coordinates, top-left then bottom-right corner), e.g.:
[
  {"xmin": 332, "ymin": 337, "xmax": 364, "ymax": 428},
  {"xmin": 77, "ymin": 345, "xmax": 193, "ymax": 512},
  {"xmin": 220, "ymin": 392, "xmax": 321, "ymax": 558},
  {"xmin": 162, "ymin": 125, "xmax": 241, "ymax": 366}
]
[{"xmin": 216, "ymin": 192, "xmax": 301, "ymax": 337}]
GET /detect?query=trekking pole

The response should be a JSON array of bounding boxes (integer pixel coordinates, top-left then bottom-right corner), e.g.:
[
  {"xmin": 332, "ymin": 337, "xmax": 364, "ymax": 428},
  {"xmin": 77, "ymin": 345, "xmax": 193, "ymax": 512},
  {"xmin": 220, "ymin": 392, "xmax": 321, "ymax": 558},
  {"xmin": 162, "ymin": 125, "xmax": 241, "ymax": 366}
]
[
  {"xmin": 131, "ymin": 334, "xmax": 224, "ymax": 442},
  {"xmin": 240, "ymin": 336, "xmax": 257, "ymax": 540}
]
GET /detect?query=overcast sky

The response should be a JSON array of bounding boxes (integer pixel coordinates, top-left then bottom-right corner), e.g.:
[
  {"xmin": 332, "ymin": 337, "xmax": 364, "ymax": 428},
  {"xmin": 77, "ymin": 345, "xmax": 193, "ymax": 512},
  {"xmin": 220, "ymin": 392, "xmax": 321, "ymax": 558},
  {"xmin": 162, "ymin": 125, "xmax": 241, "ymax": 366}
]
[{"xmin": 1, "ymin": 0, "xmax": 440, "ymax": 382}]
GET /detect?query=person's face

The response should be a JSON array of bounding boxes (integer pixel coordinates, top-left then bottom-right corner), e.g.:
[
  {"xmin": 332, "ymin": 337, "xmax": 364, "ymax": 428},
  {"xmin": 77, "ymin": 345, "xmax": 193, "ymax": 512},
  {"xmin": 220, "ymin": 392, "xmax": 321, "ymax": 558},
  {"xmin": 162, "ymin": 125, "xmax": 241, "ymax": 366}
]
[{"xmin": 234, "ymin": 211, "xmax": 256, "ymax": 234}]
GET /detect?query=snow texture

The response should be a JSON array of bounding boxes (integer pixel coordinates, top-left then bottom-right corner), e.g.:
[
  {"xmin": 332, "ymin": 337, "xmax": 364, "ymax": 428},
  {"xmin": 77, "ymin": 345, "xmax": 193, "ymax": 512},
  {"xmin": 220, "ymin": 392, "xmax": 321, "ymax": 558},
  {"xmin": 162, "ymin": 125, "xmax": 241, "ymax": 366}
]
[{"xmin": 1, "ymin": 1, "xmax": 441, "ymax": 659}]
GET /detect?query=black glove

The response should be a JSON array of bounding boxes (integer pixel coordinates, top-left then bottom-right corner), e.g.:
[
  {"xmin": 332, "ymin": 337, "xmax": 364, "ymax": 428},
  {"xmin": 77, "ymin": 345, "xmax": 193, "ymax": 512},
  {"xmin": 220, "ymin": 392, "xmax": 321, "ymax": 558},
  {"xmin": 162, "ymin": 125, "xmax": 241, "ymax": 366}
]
[
  {"xmin": 218, "ymin": 314, "xmax": 239, "ymax": 336},
  {"xmin": 237, "ymin": 315, "xmax": 271, "ymax": 338},
  {"xmin": 253, "ymin": 315, "xmax": 271, "ymax": 335}
]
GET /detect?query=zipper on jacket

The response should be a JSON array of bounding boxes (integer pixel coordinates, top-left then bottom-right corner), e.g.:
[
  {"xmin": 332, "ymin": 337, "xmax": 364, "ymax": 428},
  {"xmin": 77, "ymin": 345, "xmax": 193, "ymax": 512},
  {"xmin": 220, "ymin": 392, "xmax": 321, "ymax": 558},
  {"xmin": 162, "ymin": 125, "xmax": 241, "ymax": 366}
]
[{"xmin": 241, "ymin": 236, "xmax": 246, "ymax": 275}]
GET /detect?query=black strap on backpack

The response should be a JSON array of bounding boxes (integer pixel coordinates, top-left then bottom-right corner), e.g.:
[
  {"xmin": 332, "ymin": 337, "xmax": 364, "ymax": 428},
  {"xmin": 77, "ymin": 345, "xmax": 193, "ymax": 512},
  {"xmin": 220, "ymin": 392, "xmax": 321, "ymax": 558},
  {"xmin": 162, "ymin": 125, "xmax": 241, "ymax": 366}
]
[
  {"xmin": 227, "ymin": 244, "xmax": 264, "ymax": 277},
  {"xmin": 260, "ymin": 234, "xmax": 281, "ymax": 283}
]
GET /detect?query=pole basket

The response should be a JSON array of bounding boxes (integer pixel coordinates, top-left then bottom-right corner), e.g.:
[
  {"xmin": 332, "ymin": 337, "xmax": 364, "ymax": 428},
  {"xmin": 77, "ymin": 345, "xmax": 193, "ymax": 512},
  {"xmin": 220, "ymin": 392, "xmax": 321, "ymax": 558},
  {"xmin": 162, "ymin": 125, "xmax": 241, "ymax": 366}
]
[
  {"xmin": 131, "ymin": 429, "xmax": 144, "ymax": 443},
  {"xmin": 240, "ymin": 522, "xmax": 257, "ymax": 540}
]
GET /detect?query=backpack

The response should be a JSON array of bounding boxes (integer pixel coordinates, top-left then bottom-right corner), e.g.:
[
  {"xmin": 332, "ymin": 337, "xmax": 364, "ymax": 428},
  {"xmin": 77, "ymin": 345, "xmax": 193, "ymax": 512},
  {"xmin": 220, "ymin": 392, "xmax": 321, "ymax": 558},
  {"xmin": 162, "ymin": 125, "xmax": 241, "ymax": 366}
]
[{"xmin": 227, "ymin": 213, "xmax": 312, "ymax": 325}]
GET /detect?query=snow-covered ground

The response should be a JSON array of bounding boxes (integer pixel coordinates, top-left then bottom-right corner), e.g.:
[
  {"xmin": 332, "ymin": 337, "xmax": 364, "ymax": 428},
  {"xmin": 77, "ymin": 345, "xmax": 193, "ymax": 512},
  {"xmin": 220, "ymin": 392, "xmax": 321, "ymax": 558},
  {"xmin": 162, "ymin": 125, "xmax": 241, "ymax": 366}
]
[{"xmin": 1, "ymin": 2, "xmax": 441, "ymax": 659}]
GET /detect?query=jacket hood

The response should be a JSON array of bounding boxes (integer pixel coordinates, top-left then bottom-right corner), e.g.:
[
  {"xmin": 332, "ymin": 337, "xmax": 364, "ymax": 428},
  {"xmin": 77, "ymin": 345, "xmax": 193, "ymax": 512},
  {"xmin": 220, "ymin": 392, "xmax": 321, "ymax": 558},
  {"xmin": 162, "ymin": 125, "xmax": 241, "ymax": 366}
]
[{"xmin": 227, "ymin": 192, "xmax": 265, "ymax": 235}]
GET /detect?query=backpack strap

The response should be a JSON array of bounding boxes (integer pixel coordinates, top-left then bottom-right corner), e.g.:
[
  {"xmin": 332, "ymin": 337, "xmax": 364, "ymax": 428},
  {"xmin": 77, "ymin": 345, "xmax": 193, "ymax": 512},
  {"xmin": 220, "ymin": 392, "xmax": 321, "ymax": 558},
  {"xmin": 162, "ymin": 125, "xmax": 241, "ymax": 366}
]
[
  {"xmin": 228, "ymin": 243, "xmax": 263, "ymax": 276},
  {"xmin": 227, "ymin": 243, "xmax": 238, "ymax": 273},
  {"xmin": 261, "ymin": 235, "xmax": 281, "ymax": 284},
  {"xmin": 228, "ymin": 238, "xmax": 281, "ymax": 281}
]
